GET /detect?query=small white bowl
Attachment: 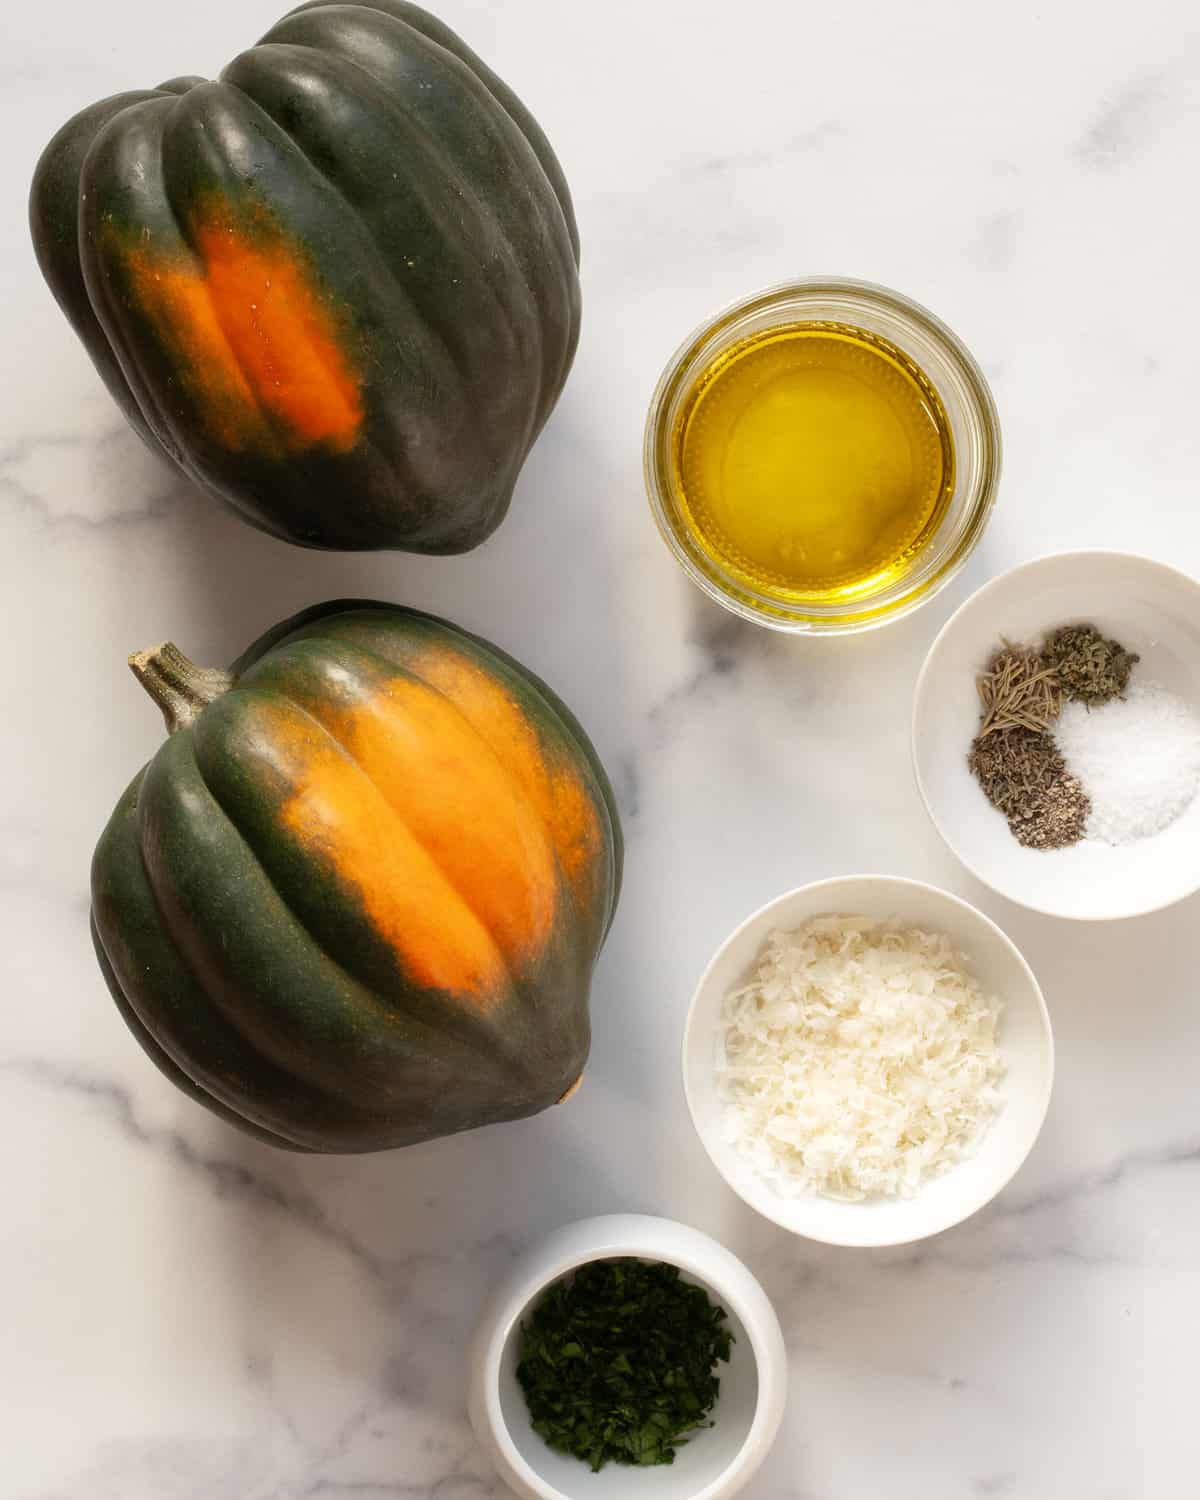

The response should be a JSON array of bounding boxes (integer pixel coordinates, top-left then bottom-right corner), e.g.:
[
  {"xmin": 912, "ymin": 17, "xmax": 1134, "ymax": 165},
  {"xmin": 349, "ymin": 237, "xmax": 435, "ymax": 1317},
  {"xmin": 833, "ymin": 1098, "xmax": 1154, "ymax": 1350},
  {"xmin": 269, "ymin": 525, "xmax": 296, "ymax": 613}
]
[
  {"xmin": 682, "ymin": 876, "xmax": 1054, "ymax": 1248},
  {"xmin": 467, "ymin": 1214, "xmax": 787, "ymax": 1500},
  {"xmin": 913, "ymin": 550, "xmax": 1200, "ymax": 920}
]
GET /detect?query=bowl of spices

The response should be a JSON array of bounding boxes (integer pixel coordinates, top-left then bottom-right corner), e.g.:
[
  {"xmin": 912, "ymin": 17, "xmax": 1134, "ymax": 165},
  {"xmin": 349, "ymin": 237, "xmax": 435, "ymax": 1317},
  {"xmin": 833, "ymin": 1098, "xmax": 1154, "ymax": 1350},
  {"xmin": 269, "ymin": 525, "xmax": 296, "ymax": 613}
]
[
  {"xmin": 912, "ymin": 550, "xmax": 1200, "ymax": 920},
  {"xmin": 682, "ymin": 877, "xmax": 1053, "ymax": 1248},
  {"xmin": 644, "ymin": 277, "xmax": 1001, "ymax": 633},
  {"xmin": 468, "ymin": 1214, "xmax": 787, "ymax": 1500}
]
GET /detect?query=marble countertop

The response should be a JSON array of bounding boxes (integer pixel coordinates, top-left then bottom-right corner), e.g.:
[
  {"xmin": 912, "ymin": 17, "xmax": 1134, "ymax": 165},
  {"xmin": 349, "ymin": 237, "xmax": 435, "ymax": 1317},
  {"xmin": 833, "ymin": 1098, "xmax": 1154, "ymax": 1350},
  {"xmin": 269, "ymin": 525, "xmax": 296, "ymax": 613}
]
[{"xmin": 4, "ymin": 0, "xmax": 1199, "ymax": 1495}]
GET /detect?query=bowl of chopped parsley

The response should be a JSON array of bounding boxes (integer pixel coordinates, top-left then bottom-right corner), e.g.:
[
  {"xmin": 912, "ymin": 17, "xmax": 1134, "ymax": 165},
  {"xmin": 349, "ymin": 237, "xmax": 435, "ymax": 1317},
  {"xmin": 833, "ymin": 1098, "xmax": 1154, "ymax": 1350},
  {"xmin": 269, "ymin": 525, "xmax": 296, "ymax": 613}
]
[{"xmin": 467, "ymin": 1214, "xmax": 787, "ymax": 1500}]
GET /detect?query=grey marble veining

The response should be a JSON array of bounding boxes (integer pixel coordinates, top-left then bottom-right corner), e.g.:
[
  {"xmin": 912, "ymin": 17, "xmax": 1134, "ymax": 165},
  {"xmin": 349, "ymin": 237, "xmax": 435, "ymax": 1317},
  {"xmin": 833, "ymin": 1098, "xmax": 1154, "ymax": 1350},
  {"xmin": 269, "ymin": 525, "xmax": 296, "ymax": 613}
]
[{"xmin": 5, "ymin": 0, "xmax": 1200, "ymax": 1495}]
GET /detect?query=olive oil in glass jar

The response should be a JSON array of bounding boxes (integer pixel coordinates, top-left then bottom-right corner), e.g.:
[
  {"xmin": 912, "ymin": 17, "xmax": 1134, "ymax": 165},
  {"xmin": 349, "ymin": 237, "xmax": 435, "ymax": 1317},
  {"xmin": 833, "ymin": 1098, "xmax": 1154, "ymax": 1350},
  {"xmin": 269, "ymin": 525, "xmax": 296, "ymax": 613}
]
[
  {"xmin": 674, "ymin": 323, "xmax": 954, "ymax": 602},
  {"xmin": 645, "ymin": 280, "xmax": 1000, "ymax": 633}
]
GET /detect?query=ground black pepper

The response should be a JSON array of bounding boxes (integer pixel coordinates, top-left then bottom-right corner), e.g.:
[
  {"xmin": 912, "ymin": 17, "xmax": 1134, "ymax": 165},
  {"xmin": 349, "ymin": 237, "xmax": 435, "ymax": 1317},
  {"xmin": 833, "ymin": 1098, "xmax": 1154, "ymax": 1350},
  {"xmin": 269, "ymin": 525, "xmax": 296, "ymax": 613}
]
[{"xmin": 968, "ymin": 727, "xmax": 1091, "ymax": 850}]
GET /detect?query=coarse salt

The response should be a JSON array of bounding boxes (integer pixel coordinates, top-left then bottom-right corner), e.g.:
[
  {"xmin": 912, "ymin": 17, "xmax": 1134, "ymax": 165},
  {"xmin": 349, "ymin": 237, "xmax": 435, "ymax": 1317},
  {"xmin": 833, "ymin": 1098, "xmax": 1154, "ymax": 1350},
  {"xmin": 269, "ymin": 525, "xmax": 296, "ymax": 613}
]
[{"xmin": 1055, "ymin": 680, "xmax": 1200, "ymax": 845}]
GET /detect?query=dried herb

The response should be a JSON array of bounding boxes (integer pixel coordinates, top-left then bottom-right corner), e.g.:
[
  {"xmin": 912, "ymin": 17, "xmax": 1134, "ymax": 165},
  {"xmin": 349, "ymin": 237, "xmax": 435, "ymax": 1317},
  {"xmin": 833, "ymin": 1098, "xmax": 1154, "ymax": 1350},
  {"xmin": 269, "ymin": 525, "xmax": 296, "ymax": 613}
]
[
  {"xmin": 968, "ymin": 621, "xmax": 1138, "ymax": 849},
  {"xmin": 968, "ymin": 727, "xmax": 1090, "ymax": 850},
  {"xmin": 976, "ymin": 643, "xmax": 1063, "ymax": 737},
  {"xmin": 1041, "ymin": 624, "xmax": 1138, "ymax": 706},
  {"xmin": 516, "ymin": 1258, "xmax": 733, "ymax": 1472}
]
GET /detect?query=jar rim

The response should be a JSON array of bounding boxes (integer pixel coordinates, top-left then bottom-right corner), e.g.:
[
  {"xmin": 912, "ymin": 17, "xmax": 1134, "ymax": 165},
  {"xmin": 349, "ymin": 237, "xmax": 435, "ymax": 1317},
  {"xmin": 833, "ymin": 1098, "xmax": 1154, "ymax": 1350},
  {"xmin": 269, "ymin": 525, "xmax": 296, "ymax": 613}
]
[{"xmin": 643, "ymin": 277, "xmax": 1002, "ymax": 635}]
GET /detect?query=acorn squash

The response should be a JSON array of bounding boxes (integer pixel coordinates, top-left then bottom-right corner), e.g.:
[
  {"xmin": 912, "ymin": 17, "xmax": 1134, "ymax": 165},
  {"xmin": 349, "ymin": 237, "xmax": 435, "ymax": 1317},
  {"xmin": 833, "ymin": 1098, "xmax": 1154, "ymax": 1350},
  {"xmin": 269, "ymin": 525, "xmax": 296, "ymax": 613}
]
[
  {"xmin": 91, "ymin": 602, "xmax": 621, "ymax": 1151},
  {"xmin": 30, "ymin": 1, "xmax": 580, "ymax": 551}
]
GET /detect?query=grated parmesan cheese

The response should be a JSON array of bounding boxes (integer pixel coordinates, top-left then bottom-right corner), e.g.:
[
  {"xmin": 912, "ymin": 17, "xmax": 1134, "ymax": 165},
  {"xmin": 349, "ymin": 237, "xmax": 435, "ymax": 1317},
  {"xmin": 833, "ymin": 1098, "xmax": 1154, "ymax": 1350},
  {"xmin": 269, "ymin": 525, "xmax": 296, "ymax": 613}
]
[{"xmin": 718, "ymin": 915, "xmax": 1005, "ymax": 1201}]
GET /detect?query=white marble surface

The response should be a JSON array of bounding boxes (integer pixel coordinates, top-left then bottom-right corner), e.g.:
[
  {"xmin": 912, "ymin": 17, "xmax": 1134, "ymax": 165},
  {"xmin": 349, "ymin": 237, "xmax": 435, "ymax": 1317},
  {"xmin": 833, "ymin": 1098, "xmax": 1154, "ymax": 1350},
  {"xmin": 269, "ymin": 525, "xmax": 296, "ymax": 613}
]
[{"xmin": 4, "ymin": 0, "xmax": 1200, "ymax": 1495}]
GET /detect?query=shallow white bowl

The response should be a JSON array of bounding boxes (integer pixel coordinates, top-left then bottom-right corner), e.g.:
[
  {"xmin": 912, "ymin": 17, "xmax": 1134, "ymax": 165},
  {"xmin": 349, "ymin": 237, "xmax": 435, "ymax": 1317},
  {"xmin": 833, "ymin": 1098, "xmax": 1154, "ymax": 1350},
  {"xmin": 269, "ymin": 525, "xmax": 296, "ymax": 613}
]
[
  {"xmin": 913, "ymin": 550, "xmax": 1200, "ymax": 920},
  {"xmin": 682, "ymin": 876, "xmax": 1054, "ymax": 1248},
  {"xmin": 467, "ymin": 1214, "xmax": 787, "ymax": 1500}
]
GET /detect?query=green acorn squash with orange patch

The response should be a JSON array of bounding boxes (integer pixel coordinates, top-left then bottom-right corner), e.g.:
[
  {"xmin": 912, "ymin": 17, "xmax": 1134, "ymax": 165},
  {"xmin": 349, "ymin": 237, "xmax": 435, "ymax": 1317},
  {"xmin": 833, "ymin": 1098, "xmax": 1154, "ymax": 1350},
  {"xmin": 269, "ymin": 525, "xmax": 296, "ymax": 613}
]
[
  {"xmin": 29, "ymin": 1, "xmax": 579, "ymax": 551},
  {"xmin": 91, "ymin": 602, "xmax": 622, "ymax": 1152}
]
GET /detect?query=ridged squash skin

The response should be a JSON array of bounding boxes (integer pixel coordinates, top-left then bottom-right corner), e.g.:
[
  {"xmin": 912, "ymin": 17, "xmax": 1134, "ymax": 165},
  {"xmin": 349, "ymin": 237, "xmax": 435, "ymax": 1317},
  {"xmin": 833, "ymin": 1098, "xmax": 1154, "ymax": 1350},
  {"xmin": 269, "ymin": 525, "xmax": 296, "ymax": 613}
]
[
  {"xmin": 30, "ymin": 1, "xmax": 580, "ymax": 551},
  {"xmin": 91, "ymin": 602, "xmax": 622, "ymax": 1152}
]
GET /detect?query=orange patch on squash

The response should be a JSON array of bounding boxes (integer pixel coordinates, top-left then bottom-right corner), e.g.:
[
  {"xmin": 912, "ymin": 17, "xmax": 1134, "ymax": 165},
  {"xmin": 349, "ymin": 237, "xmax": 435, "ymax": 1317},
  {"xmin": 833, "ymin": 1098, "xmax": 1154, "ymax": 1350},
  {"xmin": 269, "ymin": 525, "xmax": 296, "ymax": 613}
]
[
  {"xmin": 408, "ymin": 646, "xmax": 605, "ymax": 912},
  {"xmin": 305, "ymin": 671, "xmax": 561, "ymax": 976},
  {"xmin": 122, "ymin": 252, "xmax": 270, "ymax": 452},
  {"xmin": 245, "ymin": 694, "xmax": 512, "ymax": 1005},
  {"xmin": 246, "ymin": 668, "xmax": 567, "ymax": 1005},
  {"xmin": 118, "ymin": 205, "xmax": 362, "ymax": 455}
]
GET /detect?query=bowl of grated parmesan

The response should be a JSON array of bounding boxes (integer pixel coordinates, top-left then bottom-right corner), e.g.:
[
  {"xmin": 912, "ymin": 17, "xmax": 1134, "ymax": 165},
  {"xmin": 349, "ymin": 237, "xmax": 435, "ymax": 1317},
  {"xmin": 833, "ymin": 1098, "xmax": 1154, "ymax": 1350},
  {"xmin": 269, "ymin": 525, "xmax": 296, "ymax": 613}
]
[{"xmin": 682, "ymin": 876, "xmax": 1053, "ymax": 1247}]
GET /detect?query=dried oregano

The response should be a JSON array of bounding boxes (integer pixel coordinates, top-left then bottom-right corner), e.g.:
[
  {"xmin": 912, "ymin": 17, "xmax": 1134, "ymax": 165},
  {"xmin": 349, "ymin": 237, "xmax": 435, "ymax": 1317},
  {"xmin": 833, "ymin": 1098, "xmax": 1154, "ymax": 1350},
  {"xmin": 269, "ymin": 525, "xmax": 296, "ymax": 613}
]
[{"xmin": 1040, "ymin": 623, "xmax": 1139, "ymax": 706}]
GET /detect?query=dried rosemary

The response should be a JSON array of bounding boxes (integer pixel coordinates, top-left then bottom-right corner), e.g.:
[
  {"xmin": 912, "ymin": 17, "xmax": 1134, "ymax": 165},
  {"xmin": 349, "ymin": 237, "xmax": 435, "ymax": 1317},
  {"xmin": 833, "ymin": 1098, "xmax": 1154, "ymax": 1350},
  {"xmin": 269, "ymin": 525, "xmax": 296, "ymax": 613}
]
[
  {"xmin": 975, "ymin": 643, "xmax": 1063, "ymax": 737},
  {"xmin": 1040, "ymin": 624, "xmax": 1139, "ymax": 706}
]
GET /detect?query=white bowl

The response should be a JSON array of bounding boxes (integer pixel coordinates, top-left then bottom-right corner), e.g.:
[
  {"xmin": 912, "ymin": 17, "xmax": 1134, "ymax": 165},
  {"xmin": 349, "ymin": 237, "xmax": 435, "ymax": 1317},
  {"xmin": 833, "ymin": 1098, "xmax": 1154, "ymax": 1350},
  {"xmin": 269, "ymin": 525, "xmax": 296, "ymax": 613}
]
[
  {"xmin": 682, "ymin": 876, "xmax": 1054, "ymax": 1248},
  {"xmin": 467, "ymin": 1214, "xmax": 787, "ymax": 1500},
  {"xmin": 913, "ymin": 550, "xmax": 1200, "ymax": 920}
]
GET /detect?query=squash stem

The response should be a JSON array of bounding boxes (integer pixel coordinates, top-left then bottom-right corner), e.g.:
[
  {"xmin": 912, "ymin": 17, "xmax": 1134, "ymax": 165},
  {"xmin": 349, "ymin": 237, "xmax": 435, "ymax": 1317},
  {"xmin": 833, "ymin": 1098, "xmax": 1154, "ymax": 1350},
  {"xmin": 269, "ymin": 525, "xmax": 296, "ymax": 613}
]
[{"xmin": 128, "ymin": 642, "xmax": 233, "ymax": 734}]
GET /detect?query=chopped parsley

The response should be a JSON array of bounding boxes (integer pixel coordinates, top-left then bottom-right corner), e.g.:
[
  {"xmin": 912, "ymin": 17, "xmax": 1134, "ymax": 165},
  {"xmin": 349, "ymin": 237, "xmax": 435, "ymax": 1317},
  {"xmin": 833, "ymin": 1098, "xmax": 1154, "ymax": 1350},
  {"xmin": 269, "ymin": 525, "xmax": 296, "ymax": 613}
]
[{"xmin": 516, "ymin": 1257, "xmax": 733, "ymax": 1472}]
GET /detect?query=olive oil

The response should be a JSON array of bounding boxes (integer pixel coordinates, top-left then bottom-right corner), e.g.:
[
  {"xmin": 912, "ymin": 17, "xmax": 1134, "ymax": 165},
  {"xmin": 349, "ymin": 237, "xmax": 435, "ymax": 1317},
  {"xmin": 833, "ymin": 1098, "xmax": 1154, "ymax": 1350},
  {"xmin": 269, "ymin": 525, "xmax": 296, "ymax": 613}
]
[{"xmin": 672, "ymin": 322, "xmax": 954, "ymax": 603}]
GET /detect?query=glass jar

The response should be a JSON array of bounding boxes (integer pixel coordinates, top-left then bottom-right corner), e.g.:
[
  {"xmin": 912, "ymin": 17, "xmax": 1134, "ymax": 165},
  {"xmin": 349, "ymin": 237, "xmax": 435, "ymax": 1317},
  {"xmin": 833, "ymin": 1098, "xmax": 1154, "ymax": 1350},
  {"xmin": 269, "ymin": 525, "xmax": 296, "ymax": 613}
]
[{"xmin": 644, "ymin": 277, "xmax": 1001, "ymax": 634}]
